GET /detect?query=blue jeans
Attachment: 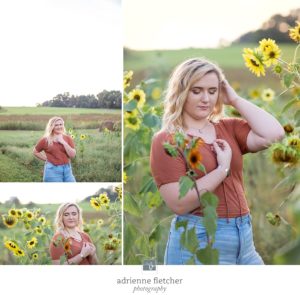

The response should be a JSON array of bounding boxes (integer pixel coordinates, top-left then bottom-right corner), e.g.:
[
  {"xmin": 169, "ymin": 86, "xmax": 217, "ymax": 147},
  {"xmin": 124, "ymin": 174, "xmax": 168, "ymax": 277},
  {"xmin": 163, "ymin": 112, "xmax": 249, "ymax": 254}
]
[
  {"xmin": 43, "ymin": 162, "xmax": 76, "ymax": 182},
  {"xmin": 165, "ymin": 214, "xmax": 264, "ymax": 265}
]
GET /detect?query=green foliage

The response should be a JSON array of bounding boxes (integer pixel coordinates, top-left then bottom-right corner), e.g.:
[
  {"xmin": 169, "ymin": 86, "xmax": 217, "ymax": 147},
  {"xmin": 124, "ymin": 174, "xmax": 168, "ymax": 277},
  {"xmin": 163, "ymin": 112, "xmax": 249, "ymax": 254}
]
[{"xmin": 179, "ymin": 176, "xmax": 195, "ymax": 199}]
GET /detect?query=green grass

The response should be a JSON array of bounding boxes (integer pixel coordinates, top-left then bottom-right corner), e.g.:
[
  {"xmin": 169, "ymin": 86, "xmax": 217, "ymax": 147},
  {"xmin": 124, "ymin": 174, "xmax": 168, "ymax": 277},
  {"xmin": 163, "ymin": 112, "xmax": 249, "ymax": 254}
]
[
  {"xmin": 0, "ymin": 107, "xmax": 120, "ymax": 115},
  {"xmin": 0, "ymin": 129, "xmax": 121, "ymax": 182},
  {"xmin": 124, "ymin": 44, "xmax": 297, "ymax": 92}
]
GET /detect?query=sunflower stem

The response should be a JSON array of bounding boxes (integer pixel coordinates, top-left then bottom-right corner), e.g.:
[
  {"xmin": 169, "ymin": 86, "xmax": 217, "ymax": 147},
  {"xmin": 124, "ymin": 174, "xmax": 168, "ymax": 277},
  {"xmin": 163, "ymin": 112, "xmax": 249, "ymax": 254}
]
[{"xmin": 292, "ymin": 44, "xmax": 300, "ymax": 64}]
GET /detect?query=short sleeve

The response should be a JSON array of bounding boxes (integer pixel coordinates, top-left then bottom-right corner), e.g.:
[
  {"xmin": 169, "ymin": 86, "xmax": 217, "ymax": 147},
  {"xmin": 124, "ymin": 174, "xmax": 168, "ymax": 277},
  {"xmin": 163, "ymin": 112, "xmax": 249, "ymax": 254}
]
[
  {"xmin": 222, "ymin": 118, "xmax": 251, "ymax": 154},
  {"xmin": 35, "ymin": 137, "xmax": 47, "ymax": 152},
  {"xmin": 49, "ymin": 234, "xmax": 65, "ymax": 260},
  {"xmin": 150, "ymin": 131, "xmax": 187, "ymax": 188}
]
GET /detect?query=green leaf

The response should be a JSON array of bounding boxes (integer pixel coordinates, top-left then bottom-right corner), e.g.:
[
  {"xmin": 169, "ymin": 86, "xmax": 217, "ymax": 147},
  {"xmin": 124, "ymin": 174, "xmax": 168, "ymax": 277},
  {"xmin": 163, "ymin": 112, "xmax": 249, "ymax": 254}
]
[
  {"xmin": 281, "ymin": 98, "xmax": 299, "ymax": 114},
  {"xmin": 179, "ymin": 226, "xmax": 198, "ymax": 253},
  {"xmin": 196, "ymin": 245, "xmax": 219, "ymax": 265},
  {"xmin": 294, "ymin": 110, "xmax": 300, "ymax": 126},
  {"xmin": 174, "ymin": 132, "xmax": 185, "ymax": 147},
  {"xmin": 163, "ymin": 142, "xmax": 178, "ymax": 157},
  {"xmin": 135, "ymin": 235, "xmax": 150, "ymax": 257},
  {"xmin": 59, "ymin": 255, "xmax": 67, "ymax": 265},
  {"xmin": 266, "ymin": 212, "xmax": 281, "ymax": 226},
  {"xmin": 175, "ymin": 220, "xmax": 188, "ymax": 230},
  {"xmin": 143, "ymin": 113, "xmax": 160, "ymax": 128},
  {"xmin": 149, "ymin": 224, "xmax": 162, "ymax": 244},
  {"xmin": 197, "ymin": 163, "xmax": 206, "ymax": 174},
  {"xmin": 186, "ymin": 256, "xmax": 196, "ymax": 265},
  {"xmin": 146, "ymin": 192, "xmax": 163, "ymax": 208},
  {"xmin": 283, "ymin": 73, "xmax": 295, "ymax": 88},
  {"xmin": 124, "ymin": 193, "xmax": 141, "ymax": 217},
  {"xmin": 201, "ymin": 192, "xmax": 219, "ymax": 237},
  {"xmin": 139, "ymin": 177, "xmax": 157, "ymax": 194},
  {"xmin": 179, "ymin": 176, "xmax": 194, "ymax": 199},
  {"xmin": 124, "ymin": 223, "xmax": 139, "ymax": 259},
  {"xmin": 124, "ymin": 100, "xmax": 138, "ymax": 111}
]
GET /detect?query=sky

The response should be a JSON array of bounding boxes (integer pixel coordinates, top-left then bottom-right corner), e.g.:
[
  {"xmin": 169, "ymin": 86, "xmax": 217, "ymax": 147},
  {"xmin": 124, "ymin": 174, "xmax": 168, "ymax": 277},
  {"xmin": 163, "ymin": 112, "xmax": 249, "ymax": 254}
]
[
  {"xmin": 124, "ymin": 0, "xmax": 300, "ymax": 50},
  {"xmin": 0, "ymin": 183, "xmax": 120, "ymax": 204},
  {"xmin": 0, "ymin": 0, "xmax": 122, "ymax": 106}
]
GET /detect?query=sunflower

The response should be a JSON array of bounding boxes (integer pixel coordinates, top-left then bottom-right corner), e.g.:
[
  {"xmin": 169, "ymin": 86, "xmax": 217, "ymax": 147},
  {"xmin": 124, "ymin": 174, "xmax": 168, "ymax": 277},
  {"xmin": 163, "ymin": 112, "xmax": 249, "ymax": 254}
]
[
  {"xmin": 38, "ymin": 216, "xmax": 46, "ymax": 225},
  {"xmin": 151, "ymin": 87, "xmax": 162, "ymax": 100},
  {"xmin": 128, "ymin": 89, "xmax": 146, "ymax": 108},
  {"xmin": 283, "ymin": 124, "xmax": 294, "ymax": 134},
  {"xmin": 4, "ymin": 240, "xmax": 18, "ymax": 252},
  {"xmin": 16, "ymin": 210, "xmax": 23, "ymax": 218},
  {"xmin": 272, "ymin": 146, "xmax": 298, "ymax": 164},
  {"xmin": 99, "ymin": 192, "xmax": 108, "ymax": 201},
  {"xmin": 124, "ymin": 110, "xmax": 141, "ymax": 131},
  {"xmin": 289, "ymin": 21, "xmax": 300, "ymax": 43},
  {"xmin": 71, "ymin": 134, "xmax": 76, "ymax": 139},
  {"xmin": 123, "ymin": 171, "xmax": 128, "ymax": 184},
  {"xmin": 90, "ymin": 197, "xmax": 101, "ymax": 210},
  {"xmin": 31, "ymin": 253, "xmax": 39, "ymax": 260},
  {"xmin": 64, "ymin": 239, "xmax": 72, "ymax": 254},
  {"xmin": 100, "ymin": 196, "xmax": 110, "ymax": 207},
  {"xmin": 14, "ymin": 249, "xmax": 25, "ymax": 257},
  {"xmin": 97, "ymin": 219, "xmax": 104, "ymax": 226},
  {"xmin": 115, "ymin": 185, "xmax": 122, "ymax": 200},
  {"xmin": 248, "ymin": 89, "xmax": 261, "ymax": 99},
  {"xmin": 25, "ymin": 211, "xmax": 34, "ymax": 221},
  {"xmin": 8, "ymin": 209, "xmax": 17, "ymax": 217},
  {"xmin": 287, "ymin": 136, "xmax": 300, "ymax": 151},
  {"xmin": 34, "ymin": 226, "xmax": 43, "ymax": 235},
  {"xmin": 187, "ymin": 147, "xmax": 202, "ymax": 170},
  {"xmin": 68, "ymin": 128, "xmax": 73, "ymax": 134},
  {"xmin": 2, "ymin": 215, "xmax": 18, "ymax": 228},
  {"xmin": 80, "ymin": 134, "xmax": 86, "ymax": 140},
  {"xmin": 27, "ymin": 237, "xmax": 38, "ymax": 249},
  {"xmin": 261, "ymin": 88, "xmax": 275, "ymax": 102},
  {"xmin": 259, "ymin": 39, "xmax": 281, "ymax": 66},
  {"xmin": 243, "ymin": 48, "xmax": 265, "ymax": 77},
  {"xmin": 123, "ymin": 70, "xmax": 133, "ymax": 89}
]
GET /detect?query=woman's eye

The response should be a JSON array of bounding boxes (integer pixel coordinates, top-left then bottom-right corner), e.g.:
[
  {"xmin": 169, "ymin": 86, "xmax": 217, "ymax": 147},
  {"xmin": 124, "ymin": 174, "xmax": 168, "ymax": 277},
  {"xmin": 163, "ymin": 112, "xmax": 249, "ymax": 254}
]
[
  {"xmin": 192, "ymin": 90, "xmax": 200, "ymax": 94},
  {"xmin": 209, "ymin": 90, "xmax": 217, "ymax": 94}
]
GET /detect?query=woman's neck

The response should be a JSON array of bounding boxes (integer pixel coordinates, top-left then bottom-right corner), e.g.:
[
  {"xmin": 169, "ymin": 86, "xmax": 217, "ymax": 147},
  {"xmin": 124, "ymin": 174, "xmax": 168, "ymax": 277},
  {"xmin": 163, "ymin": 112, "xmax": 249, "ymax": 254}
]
[{"xmin": 183, "ymin": 118, "xmax": 210, "ymax": 131}]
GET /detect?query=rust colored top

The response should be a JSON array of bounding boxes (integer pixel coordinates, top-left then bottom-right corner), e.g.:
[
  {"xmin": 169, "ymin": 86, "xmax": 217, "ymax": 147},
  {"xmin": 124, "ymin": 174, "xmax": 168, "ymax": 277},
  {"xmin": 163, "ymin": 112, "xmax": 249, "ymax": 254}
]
[
  {"xmin": 35, "ymin": 135, "xmax": 75, "ymax": 165},
  {"xmin": 49, "ymin": 231, "xmax": 94, "ymax": 265},
  {"xmin": 150, "ymin": 118, "xmax": 252, "ymax": 218}
]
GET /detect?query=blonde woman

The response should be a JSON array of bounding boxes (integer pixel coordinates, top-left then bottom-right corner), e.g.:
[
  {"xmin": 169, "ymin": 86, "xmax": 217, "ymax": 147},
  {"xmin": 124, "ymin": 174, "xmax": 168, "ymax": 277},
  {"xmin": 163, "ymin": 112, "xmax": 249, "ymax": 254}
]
[
  {"xmin": 33, "ymin": 117, "xmax": 76, "ymax": 182},
  {"xmin": 49, "ymin": 203, "xmax": 98, "ymax": 265},
  {"xmin": 150, "ymin": 58, "xmax": 285, "ymax": 265}
]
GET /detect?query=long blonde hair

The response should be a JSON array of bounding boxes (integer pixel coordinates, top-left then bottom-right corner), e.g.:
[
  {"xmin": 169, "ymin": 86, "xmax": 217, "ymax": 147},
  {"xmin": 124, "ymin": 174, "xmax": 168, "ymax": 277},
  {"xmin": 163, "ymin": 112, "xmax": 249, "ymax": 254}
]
[
  {"xmin": 54, "ymin": 203, "xmax": 83, "ymax": 233},
  {"xmin": 44, "ymin": 116, "xmax": 66, "ymax": 145},
  {"xmin": 162, "ymin": 58, "xmax": 225, "ymax": 132}
]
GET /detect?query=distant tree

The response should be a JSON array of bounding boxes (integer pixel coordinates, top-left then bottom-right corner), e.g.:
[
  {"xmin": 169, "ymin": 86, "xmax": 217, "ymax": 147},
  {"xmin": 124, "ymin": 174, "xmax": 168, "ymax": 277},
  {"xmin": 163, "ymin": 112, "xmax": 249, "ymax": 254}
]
[{"xmin": 234, "ymin": 8, "xmax": 300, "ymax": 44}]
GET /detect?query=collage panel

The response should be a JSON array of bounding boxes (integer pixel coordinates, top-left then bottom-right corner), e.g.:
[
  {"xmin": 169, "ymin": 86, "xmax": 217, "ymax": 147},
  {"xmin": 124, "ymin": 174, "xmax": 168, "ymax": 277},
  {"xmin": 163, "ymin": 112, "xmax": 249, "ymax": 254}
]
[
  {"xmin": 0, "ymin": 0, "xmax": 122, "ymax": 183},
  {"xmin": 123, "ymin": 0, "xmax": 300, "ymax": 267},
  {"xmin": 0, "ymin": 183, "xmax": 122, "ymax": 265}
]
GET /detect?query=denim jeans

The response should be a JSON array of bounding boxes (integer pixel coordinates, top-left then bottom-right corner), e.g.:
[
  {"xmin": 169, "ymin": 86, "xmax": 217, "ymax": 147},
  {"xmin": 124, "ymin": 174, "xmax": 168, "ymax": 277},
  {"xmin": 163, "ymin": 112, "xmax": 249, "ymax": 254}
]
[
  {"xmin": 43, "ymin": 162, "xmax": 76, "ymax": 182},
  {"xmin": 165, "ymin": 214, "xmax": 264, "ymax": 265}
]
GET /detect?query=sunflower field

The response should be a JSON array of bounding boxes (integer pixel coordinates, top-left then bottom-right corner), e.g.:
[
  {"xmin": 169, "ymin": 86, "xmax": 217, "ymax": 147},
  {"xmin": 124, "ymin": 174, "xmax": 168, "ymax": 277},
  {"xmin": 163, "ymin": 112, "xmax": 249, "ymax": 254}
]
[
  {"xmin": 124, "ymin": 22, "xmax": 300, "ymax": 265},
  {"xmin": 0, "ymin": 185, "xmax": 122, "ymax": 265}
]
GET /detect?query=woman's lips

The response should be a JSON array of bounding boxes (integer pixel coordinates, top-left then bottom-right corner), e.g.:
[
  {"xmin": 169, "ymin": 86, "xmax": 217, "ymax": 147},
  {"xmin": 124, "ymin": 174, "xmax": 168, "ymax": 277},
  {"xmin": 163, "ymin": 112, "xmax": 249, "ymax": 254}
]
[{"xmin": 197, "ymin": 106, "xmax": 209, "ymax": 110}]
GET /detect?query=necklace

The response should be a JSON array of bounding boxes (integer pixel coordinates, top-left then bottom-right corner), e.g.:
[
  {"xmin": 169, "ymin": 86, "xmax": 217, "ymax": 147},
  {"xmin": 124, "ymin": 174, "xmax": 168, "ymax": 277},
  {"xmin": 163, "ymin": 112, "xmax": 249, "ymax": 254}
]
[{"xmin": 198, "ymin": 121, "xmax": 210, "ymax": 134}]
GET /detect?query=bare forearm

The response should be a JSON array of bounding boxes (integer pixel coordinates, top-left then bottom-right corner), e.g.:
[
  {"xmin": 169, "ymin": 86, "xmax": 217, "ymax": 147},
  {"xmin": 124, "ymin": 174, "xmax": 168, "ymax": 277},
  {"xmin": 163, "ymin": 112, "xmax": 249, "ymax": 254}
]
[
  {"xmin": 62, "ymin": 142, "xmax": 76, "ymax": 158},
  {"xmin": 33, "ymin": 149, "xmax": 47, "ymax": 161},
  {"xmin": 160, "ymin": 166, "xmax": 227, "ymax": 215},
  {"xmin": 232, "ymin": 96, "xmax": 284, "ymax": 139}
]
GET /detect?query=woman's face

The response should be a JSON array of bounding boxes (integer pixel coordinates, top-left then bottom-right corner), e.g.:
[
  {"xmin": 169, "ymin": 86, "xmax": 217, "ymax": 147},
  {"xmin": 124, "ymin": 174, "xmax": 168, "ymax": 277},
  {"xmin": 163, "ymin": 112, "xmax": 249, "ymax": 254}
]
[
  {"xmin": 52, "ymin": 119, "xmax": 64, "ymax": 135},
  {"xmin": 182, "ymin": 72, "xmax": 220, "ymax": 123},
  {"xmin": 62, "ymin": 206, "xmax": 79, "ymax": 229}
]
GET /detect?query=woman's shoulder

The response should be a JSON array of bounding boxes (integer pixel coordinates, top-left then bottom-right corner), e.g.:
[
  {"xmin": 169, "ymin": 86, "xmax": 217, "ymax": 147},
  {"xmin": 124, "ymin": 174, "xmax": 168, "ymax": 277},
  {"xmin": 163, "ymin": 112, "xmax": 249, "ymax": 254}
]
[
  {"xmin": 152, "ymin": 129, "xmax": 174, "ymax": 144},
  {"xmin": 51, "ymin": 232, "xmax": 65, "ymax": 244},
  {"xmin": 80, "ymin": 231, "xmax": 92, "ymax": 241},
  {"xmin": 215, "ymin": 117, "xmax": 246, "ymax": 128}
]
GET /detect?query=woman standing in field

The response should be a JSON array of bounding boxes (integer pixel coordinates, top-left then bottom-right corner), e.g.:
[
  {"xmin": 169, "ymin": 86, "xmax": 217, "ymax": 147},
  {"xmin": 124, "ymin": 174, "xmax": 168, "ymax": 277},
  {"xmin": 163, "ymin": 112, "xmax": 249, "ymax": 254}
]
[
  {"xmin": 49, "ymin": 203, "xmax": 98, "ymax": 265},
  {"xmin": 33, "ymin": 116, "xmax": 76, "ymax": 182},
  {"xmin": 150, "ymin": 58, "xmax": 285, "ymax": 264}
]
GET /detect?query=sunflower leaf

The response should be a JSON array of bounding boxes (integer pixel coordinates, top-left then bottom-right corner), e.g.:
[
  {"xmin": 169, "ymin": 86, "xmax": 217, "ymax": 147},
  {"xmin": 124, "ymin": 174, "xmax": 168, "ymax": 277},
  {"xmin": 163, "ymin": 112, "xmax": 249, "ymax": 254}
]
[
  {"xmin": 124, "ymin": 192, "xmax": 141, "ymax": 217},
  {"xmin": 124, "ymin": 100, "xmax": 138, "ymax": 111},
  {"xmin": 179, "ymin": 176, "xmax": 194, "ymax": 199},
  {"xmin": 143, "ymin": 113, "xmax": 160, "ymax": 128},
  {"xmin": 196, "ymin": 245, "xmax": 219, "ymax": 265},
  {"xmin": 180, "ymin": 226, "xmax": 199, "ymax": 253},
  {"xmin": 174, "ymin": 132, "xmax": 185, "ymax": 147},
  {"xmin": 283, "ymin": 73, "xmax": 295, "ymax": 88},
  {"xmin": 163, "ymin": 142, "xmax": 178, "ymax": 157},
  {"xmin": 281, "ymin": 98, "xmax": 299, "ymax": 114},
  {"xmin": 201, "ymin": 192, "xmax": 219, "ymax": 237}
]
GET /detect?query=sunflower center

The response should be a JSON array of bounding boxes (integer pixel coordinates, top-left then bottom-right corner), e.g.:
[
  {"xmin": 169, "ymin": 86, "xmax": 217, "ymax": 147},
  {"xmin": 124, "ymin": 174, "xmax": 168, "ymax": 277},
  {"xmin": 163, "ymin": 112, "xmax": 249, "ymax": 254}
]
[
  {"xmin": 128, "ymin": 117, "xmax": 138, "ymax": 125},
  {"xmin": 250, "ymin": 59, "xmax": 259, "ymax": 67},
  {"xmin": 134, "ymin": 94, "xmax": 141, "ymax": 102},
  {"xmin": 269, "ymin": 51, "xmax": 275, "ymax": 58}
]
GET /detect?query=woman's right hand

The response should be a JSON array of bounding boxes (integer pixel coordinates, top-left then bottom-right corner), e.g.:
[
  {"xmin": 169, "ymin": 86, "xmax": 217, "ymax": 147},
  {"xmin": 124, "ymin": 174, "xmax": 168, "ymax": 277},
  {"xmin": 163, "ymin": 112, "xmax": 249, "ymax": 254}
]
[
  {"xmin": 212, "ymin": 139, "xmax": 232, "ymax": 170},
  {"xmin": 80, "ymin": 242, "xmax": 93, "ymax": 258}
]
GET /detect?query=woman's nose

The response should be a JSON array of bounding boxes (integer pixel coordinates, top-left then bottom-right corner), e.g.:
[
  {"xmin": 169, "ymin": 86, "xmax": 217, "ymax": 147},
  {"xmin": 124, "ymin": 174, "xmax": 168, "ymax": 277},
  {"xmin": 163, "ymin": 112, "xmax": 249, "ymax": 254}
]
[{"xmin": 200, "ymin": 91, "xmax": 209, "ymax": 102}]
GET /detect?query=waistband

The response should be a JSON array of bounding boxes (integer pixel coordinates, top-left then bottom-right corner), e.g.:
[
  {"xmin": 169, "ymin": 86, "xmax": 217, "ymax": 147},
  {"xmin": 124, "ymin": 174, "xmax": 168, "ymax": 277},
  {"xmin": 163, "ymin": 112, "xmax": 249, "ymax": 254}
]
[{"xmin": 175, "ymin": 213, "xmax": 251, "ymax": 226}]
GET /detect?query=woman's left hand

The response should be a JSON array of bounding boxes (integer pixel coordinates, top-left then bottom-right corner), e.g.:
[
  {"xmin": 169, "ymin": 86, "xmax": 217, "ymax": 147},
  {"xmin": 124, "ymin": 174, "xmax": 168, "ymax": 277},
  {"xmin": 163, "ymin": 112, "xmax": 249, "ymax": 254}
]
[
  {"xmin": 55, "ymin": 134, "xmax": 65, "ymax": 145},
  {"xmin": 220, "ymin": 80, "xmax": 239, "ymax": 106},
  {"xmin": 88, "ymin": 243, "xmax": 97, "ymax": 256}
]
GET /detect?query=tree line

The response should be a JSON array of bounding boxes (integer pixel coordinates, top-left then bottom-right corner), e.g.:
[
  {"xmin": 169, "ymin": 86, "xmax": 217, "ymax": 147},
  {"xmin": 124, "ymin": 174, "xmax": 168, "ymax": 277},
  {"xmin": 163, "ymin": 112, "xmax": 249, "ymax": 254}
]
[{"xmin": 39, "ymin": 90, "xmax": 121, "ymax": 109}]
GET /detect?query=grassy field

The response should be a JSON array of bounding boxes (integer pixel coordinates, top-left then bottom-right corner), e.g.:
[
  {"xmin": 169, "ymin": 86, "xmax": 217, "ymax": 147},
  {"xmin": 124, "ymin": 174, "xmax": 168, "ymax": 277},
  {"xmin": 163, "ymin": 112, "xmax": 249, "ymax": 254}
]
[
  {"xmin": 0, "ymin": 107, "xmax": 121, "ymax": 182},
  {"xmin": 0, "ymin": 199, "xmax": 122, "ymax": 265},
  {"xmin": 124, "ymin": 44, "xmax": 296, "ymax": 93},
  {"xmin": 0, "ymin": 129, "xmax": 121, "ymax": 182},
  {"xmin": 0, "ymin": 107, "xmax": 121, "ymax": 130}
]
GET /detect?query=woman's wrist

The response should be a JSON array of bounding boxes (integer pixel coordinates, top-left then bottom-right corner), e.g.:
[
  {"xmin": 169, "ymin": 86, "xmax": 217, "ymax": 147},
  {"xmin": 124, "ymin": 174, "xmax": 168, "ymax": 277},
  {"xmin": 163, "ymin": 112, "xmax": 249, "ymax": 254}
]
[{"xmin": 216, "ymin": 165, "xmax": 230, "ymax": 179}]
